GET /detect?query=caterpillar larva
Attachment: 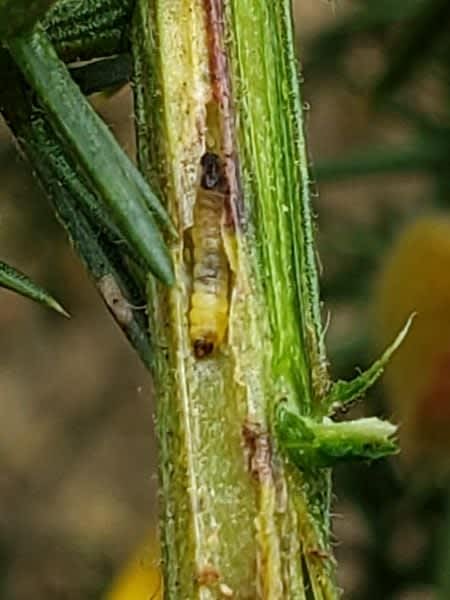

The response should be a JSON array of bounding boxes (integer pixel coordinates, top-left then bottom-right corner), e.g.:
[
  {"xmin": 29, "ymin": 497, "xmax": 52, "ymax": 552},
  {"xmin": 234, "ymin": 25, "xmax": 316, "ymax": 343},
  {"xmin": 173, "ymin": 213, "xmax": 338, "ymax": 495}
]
[{"xmin": 189, "ymin": 152, "xmax": 230, "ymax": 358}]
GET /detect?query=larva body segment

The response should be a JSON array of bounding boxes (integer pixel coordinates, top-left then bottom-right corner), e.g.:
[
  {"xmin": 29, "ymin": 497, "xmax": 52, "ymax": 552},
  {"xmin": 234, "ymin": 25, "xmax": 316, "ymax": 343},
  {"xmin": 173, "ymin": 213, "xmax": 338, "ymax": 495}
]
[{"xmin": 189, "ymin": 153, "xmax": 229, "ymax": 358}]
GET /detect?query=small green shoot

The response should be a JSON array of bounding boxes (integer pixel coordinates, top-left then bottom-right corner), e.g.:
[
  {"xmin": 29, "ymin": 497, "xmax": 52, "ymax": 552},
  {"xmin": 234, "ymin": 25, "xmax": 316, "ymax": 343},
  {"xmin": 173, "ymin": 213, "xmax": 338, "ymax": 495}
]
[{"xmin": 276, "ymin": 405, "xmax": 398, "ymax": 469}]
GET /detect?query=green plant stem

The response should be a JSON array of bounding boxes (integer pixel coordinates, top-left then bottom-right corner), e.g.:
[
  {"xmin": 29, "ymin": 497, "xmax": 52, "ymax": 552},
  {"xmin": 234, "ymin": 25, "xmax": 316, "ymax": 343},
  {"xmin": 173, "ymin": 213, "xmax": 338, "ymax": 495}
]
[{"xmin": 132, "ymin": 1, "xmax": 337, "ymax": 597}]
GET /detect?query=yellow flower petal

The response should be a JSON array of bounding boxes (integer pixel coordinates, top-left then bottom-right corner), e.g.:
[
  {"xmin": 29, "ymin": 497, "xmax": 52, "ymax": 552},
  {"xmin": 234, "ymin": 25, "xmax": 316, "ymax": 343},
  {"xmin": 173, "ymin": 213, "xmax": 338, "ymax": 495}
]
[
  {"xmin": 104, "ymin": 531, "xmax": 162, "ymax": 600},
  {"xmin": 373, "ymin": 216, "xmax": 450, "ymax": 471}
]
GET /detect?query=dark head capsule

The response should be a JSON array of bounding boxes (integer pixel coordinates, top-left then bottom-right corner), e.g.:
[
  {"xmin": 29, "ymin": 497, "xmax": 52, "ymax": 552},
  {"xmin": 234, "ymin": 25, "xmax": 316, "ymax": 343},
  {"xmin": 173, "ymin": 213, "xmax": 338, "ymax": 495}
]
[{"xmin": 200, "ymin": 152, "xmax": 222, "ymax": 190}]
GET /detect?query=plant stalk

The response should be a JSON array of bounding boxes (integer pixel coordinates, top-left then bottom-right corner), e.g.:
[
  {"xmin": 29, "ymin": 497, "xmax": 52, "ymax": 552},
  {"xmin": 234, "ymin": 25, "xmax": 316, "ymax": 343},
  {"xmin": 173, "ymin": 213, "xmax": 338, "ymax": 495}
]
[{"xmin": 132, "ymin": 1, "xmax": 338, "ymax": 598}]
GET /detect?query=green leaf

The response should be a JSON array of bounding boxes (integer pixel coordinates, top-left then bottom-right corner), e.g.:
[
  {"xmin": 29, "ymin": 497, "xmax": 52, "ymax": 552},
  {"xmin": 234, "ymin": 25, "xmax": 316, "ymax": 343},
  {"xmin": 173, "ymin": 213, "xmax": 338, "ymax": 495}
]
[
  {"xmin": 8, "ymin": 27, "xmax": 175, "ymax": 285},
  {"xmin": 276, "ymin": 405, "xmax": 398, "ymax": 469},
  {"xmin": 29, "ymin": 114, "xmax": 145, "ymax": 270},
  {"xmin": 0, "ymin": 260, "xmax": 68, "ymax": 317},
  {"xmin": 0, "ymin": 50, "xmax": 153, "ymax": 368},
  {"xmin": 326, "ymin": 314, "xmax": 414, "ymax": 412}
]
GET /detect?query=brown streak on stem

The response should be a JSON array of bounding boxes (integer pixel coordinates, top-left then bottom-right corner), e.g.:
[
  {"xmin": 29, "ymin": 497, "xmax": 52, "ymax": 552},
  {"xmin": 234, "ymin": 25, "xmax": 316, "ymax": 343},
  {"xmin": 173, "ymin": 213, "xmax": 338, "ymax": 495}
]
[
  {"xmin": 203, "ymin": 0, "xmax": 244, "ymax": 230},
  {"xmin": 242, "ymin": 419, "xmax": 273, "ymax": 484}
]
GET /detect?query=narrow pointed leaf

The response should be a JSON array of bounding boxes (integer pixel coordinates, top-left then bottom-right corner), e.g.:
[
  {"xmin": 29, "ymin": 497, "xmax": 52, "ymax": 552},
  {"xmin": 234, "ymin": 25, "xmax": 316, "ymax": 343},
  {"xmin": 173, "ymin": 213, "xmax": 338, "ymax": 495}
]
[
  {"xmin": 0, "ymin": 260, "xmax": 68, "ymax": 317},
  {"xmin": 8, "ymin": 27, "xmax": 174, "ymax": 285},
  {"xmin": 326, "ymin": 314, "xmax": 415, "ymax": 412}
]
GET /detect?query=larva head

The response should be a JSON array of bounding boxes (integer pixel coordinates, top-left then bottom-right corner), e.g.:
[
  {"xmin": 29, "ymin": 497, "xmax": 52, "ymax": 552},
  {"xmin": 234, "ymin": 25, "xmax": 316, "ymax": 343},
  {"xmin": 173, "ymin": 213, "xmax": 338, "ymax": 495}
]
[
  {"xmin": 200, "ymin": 153, "xmax": 222, "ymax": 190},
  {"xmin": 193, "ymin": 334, "xmax": 217, "ymax": 358}
]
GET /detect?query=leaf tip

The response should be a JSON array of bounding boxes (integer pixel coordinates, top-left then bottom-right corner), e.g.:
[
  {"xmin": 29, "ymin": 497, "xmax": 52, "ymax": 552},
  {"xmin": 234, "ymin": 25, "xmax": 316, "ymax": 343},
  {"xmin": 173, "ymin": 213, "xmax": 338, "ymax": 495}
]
[{"xmin": 49, "ymin": 299, "xmax": 71, "ymax": 318}]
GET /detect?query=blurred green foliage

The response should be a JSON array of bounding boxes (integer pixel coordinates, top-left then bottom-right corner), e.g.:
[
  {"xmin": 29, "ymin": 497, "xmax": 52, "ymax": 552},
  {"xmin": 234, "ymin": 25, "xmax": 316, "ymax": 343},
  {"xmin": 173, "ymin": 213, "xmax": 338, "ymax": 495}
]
[
  {"xmin": 306, "ymin": 1, "xmax": 450, "ymax": 598},
  {"xmin": 309, "ymin": 0, "xmax": 450, "ymax": 371},
  {"xmin": 310, "ymin": 0, "xmax": 450, "ymax": 201}
]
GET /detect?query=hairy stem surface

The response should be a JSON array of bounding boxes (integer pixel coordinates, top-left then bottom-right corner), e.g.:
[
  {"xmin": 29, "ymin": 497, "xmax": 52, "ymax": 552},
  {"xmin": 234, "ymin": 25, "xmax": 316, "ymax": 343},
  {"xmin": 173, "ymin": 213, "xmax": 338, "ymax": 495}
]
[{"xmin": 132, "ymin": 1, "xmax": 338, "ymax": 598}]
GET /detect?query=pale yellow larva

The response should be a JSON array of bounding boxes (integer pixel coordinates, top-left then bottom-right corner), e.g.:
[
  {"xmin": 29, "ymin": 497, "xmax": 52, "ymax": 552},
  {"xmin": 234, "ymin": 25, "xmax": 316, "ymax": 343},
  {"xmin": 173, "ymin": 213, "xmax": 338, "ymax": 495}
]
[{"xmin": 189, "ymin": 153, "xmax": 229, "ymax": 358}]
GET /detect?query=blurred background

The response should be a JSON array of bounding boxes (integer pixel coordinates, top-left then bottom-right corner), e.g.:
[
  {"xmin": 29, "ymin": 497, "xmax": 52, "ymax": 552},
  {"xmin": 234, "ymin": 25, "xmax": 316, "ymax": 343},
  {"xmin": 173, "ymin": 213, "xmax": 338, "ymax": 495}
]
[{"xmin": 1, "ymin": 0, "xmax": 450, "ymax": 598}]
